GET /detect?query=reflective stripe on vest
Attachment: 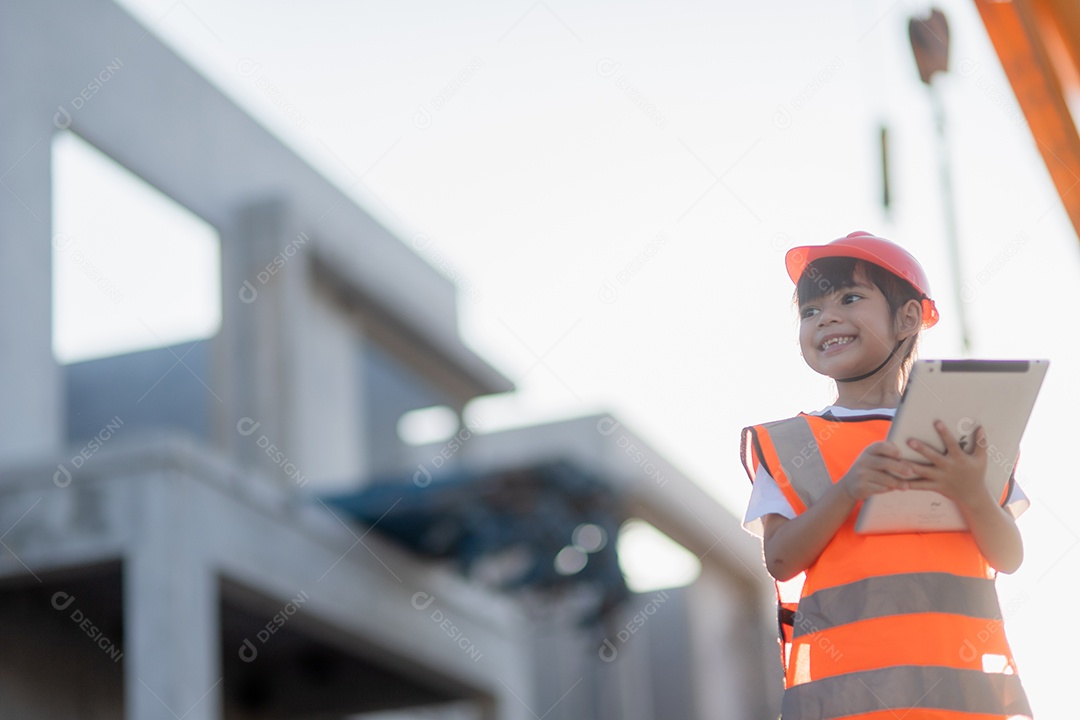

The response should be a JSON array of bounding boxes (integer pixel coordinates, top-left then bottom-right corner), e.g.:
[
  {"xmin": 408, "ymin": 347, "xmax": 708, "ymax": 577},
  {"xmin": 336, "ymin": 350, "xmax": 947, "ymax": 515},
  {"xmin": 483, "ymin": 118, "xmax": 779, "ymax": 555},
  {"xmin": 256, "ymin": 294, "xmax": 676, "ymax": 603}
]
[
  {"xmin": 761, "ymin": 416, "xmax": 833, "ymax": 510},
  {"xmin": 781, "ymin": 665, "xmax": 1032, "ymax": 720},
  {"xmin": 792, "ymin": 572, "xmax": 1002, "ymax": 638}
]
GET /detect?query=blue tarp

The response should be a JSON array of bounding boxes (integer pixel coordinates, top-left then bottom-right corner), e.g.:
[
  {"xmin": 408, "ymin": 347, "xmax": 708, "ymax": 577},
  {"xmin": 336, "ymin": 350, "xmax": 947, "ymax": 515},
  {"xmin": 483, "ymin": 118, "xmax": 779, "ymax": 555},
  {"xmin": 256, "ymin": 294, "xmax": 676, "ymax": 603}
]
[{"xmin": 319, "ymin": 459, "xmax": 629, "ymax": 623}]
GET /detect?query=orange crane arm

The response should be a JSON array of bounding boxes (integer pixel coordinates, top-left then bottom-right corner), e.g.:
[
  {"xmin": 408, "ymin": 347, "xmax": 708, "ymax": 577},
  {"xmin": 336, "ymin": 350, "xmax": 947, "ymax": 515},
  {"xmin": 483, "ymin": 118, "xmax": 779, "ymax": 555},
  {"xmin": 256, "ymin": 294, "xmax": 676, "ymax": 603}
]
[{"xmin": 974, "ymin": 0, "xmax": 1080, "ymax": 241}]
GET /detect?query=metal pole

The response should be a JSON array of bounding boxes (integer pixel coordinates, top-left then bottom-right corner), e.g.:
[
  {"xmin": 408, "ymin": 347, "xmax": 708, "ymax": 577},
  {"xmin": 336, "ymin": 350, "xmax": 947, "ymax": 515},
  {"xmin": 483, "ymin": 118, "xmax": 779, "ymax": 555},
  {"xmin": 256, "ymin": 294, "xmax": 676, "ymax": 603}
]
[{"xmin": 930, "ymin": 83, "xmax": 973, "ymax": 354}]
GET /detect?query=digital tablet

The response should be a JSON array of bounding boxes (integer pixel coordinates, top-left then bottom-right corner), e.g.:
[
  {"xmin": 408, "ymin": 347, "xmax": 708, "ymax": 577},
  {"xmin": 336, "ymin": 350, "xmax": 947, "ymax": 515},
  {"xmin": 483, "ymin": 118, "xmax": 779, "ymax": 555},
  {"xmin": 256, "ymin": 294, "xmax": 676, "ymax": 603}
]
[{"xmin": 854, "ymin": 359, "xmax": 1049, "ymax": 534}]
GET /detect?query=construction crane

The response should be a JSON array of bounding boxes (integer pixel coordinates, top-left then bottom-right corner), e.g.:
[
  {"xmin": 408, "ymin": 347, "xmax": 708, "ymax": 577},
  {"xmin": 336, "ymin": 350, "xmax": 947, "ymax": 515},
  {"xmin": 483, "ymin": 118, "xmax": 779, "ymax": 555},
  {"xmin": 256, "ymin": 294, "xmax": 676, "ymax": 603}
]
[{"xmin": 973, "ymin": 0, "xmax": 1080, "ymax": 242}]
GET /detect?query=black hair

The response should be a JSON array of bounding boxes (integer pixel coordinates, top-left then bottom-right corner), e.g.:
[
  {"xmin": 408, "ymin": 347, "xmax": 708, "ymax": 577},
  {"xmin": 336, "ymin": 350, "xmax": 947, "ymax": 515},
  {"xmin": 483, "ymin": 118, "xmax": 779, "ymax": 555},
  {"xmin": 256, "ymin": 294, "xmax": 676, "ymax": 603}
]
[{"xmin": 794, "ymin": 256, "xmax": 924, "ymax": 387}]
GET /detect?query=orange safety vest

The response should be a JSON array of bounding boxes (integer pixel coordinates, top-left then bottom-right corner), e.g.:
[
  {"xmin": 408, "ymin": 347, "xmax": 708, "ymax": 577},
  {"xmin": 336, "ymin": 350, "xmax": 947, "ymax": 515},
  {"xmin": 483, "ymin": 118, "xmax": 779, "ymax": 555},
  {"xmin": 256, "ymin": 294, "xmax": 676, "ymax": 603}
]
[{"xmin": 741, "ymin": 412, "xmax": 1031, "ymax": 720}]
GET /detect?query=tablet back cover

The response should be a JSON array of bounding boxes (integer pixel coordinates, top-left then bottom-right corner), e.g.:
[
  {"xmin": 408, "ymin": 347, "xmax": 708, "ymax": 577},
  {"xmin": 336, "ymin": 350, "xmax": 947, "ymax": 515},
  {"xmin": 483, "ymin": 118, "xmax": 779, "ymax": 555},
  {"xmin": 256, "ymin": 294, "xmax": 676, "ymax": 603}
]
[{"xmin": 855, "ymin": 359, "xmax": 1048, "ymax": 534}]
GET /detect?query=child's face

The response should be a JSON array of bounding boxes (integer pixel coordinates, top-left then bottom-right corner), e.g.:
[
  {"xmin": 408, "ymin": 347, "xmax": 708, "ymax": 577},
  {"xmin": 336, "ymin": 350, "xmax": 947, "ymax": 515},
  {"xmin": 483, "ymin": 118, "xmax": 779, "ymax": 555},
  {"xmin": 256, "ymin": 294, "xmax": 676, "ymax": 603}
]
[{"xmin": 797, "ymin": 268, "xmax": 902, "ymax": 380}]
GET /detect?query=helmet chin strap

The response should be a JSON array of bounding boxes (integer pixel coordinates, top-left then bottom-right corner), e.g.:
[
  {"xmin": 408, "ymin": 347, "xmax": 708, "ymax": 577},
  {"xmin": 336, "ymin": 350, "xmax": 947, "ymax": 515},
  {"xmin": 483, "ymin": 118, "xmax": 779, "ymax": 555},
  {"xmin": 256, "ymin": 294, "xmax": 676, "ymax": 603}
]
[{"xmin": 835, "ymin": 337, "xmax": 909, "ymax": 383}]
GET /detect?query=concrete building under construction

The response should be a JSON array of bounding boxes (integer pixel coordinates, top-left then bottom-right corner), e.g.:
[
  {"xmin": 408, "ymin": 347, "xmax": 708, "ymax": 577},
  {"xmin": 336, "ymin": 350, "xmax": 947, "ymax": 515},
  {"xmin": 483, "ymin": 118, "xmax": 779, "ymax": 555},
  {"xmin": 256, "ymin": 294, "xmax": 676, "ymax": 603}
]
[{"xmin": 0, "ymin": 1, "xmax": 778, "ymax": 718}]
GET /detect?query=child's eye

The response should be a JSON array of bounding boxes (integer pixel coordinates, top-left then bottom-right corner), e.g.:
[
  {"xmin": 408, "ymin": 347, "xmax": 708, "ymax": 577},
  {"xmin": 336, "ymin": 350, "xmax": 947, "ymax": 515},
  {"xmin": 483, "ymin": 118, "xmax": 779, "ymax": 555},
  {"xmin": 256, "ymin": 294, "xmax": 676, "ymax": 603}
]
[
  {"xmin": 800, "ymin": 306, "xmax": 819, "ymax": 319},
  {"xmin": 842, "ymin": 293, "xmax": 863, "ymax": 304}
]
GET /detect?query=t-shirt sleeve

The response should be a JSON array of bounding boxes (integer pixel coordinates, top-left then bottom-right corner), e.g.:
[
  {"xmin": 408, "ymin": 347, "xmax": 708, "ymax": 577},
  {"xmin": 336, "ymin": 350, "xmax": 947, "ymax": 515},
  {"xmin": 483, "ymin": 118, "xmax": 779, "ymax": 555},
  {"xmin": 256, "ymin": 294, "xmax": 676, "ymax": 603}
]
[
  {"xmin": 743, "ymin": 465, "xmax": 796, "ymax": 538},
  {"xmin": 1004, "ymin": 479, "xmax": 1029, "ymax": 519}
]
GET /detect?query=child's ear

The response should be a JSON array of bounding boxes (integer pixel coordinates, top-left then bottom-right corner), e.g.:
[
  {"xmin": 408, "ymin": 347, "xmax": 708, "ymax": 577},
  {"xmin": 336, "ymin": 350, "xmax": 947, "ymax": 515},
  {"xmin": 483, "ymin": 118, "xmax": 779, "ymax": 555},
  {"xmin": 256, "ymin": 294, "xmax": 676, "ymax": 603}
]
[{"xmin": 896, "ymin": 299, "xmax": 922, "ymax": 339}]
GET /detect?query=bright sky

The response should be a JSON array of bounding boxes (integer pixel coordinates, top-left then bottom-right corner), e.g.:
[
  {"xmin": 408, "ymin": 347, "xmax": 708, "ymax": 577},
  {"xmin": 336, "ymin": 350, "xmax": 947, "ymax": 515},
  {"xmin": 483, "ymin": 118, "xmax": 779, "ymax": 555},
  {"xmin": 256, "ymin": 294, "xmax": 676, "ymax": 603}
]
[{"xmin": 51, "ymin": 0, "xmax": 1080, "ymax": 715}]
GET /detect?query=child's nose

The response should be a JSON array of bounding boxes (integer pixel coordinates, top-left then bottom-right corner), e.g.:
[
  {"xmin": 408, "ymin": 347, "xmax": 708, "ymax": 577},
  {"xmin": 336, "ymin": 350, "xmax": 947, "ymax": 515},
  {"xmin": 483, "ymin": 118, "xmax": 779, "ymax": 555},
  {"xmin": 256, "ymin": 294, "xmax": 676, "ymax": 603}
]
[{"xmin": 817, "ymin": 307, "xmax": 841, "ymax": 325}]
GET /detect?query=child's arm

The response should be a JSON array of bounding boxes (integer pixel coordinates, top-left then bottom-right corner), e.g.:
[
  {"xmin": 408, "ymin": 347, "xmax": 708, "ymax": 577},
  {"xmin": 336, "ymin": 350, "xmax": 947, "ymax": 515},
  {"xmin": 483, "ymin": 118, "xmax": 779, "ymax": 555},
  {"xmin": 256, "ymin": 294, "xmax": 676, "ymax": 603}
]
[
  {"xmin": 906, "ymin": 422, "xmax": 1024, "ymax": 574},
  {"xmin": 762, "ymin": 442, "xmax": 916, "ymax": 581}
]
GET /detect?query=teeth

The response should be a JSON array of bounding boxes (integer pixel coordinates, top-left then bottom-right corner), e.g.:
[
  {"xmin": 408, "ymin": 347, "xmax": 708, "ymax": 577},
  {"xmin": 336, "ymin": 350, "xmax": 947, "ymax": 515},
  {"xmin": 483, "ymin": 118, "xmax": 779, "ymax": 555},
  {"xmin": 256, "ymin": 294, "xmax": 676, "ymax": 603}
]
[{"xmin": 820, "ymin": 336, "xmax": 854, "ymax": 351}]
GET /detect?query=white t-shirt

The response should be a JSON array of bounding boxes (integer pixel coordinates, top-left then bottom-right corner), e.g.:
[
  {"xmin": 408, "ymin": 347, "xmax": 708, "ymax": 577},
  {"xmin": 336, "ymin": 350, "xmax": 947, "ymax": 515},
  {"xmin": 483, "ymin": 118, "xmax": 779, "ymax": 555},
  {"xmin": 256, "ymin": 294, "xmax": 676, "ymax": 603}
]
[{"xmin": 742, "ymin": 405, "xmax": 1029, "ymax": 537}]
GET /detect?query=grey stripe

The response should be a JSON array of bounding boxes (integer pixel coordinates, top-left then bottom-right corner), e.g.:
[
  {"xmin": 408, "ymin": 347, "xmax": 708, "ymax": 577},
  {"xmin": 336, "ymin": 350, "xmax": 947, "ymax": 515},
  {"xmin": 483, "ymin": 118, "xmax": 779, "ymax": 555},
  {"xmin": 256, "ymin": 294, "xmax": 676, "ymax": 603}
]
[
  {"xmin": 792, "ymin": 572, "xmax": 1002, "ymax": 638},
  {"xmin": 782, "ymin": 665, "xmax": 1031, "ymax": 719},
  {"xmin": 764, "ymin": 417, "xmax": 833, "ymax": 507}
]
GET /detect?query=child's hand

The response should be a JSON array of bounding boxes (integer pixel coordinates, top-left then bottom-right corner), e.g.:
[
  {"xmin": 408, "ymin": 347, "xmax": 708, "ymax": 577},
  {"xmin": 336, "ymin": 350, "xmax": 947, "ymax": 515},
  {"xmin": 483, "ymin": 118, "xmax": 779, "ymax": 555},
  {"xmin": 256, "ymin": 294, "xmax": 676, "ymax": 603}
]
[
  {"xmin": 838, "ymin": 441, "xmax": 918, "ymax": 501},
  {"xmin": 903, "ymin": 420, "xmax": 991, "ymax": 508}
]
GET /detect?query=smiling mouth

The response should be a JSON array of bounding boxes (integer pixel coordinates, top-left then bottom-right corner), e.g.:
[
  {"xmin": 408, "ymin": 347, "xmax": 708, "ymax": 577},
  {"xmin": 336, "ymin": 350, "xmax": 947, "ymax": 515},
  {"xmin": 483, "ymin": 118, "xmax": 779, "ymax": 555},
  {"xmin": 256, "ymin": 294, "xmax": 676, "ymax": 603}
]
[{"xmin": 819, "ymin": 336, "xmax": 856, "ymax": 352}]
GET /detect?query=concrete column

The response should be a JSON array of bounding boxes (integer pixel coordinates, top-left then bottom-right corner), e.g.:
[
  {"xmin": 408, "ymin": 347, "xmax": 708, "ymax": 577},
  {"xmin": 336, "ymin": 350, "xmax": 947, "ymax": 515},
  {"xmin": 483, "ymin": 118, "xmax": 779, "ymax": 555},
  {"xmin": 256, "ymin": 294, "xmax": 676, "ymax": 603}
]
[
  {"xmin": 0, "ymin": 59, "xmax": 63, "ymax": 463},
  {"xmin": 123, "ymin": 476, "xmax": 221, "ymax": 720},
  {"xmin": 217, "ymin": 197, "xmax": 364, "ymax": 492},
  {"xmin": 217, "ymin": 198, "xmax": 298, "ymax": 484}
]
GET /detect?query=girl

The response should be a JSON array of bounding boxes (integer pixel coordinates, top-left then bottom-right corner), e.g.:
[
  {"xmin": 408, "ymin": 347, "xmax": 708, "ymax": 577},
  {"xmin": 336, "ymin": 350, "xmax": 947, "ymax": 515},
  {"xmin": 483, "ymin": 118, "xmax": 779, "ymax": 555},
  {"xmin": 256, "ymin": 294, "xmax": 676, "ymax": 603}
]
[{"xmin": 741, "ymin": 231, "xmax": 1032, "ymax": 720}]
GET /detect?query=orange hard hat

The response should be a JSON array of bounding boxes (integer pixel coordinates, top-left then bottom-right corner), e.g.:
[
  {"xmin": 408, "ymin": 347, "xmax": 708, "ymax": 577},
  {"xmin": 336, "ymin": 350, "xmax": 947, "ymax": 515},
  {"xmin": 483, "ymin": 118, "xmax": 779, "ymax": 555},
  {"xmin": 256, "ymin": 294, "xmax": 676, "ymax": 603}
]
[{"xmin": 784, "ymin": 231, "xmax": 939, "ymax": 329}]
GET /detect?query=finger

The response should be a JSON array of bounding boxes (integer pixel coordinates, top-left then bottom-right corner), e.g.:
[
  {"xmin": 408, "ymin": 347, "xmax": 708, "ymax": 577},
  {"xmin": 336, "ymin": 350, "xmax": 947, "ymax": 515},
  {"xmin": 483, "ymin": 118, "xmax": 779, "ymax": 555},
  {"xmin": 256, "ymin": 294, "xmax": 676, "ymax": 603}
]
[
  {"xmin": 867, "ymin": 440, "xmax": 902, "ymax": 459},
  {"xmin": 866, "ymin": 483, "xmax": 903, "ymax": 496},
  {"xmin": 969, "ymin": 425, "xmax": 988, "ymax": 459},
  {"xmin": 874, "ymin": 471, "xmax": 907, "ymax": 490},
  {"xmin": 934, "ymin": 420, "xmax": 962, "ymax": 455},
  {"xmin": 861, "ymin": 479, "xmax": 901, "ymax": 496},
  {"xmin": 873, "ymin": 465, "xmax": 922, "ymax": 490},
  {"xmin": 871, "ymin": 455, "xmax": 918, "ymax": 478},
  {"xmin": 906, "ymin": 437, "xmax": 945, "ymax": 465},
  {"xmin": 905, "ymin": 466, "xmax": 942, "ymax": 483},
  {"xmin": 885, "ymin": 474, "xmax": 914, "ymax": 492}
]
